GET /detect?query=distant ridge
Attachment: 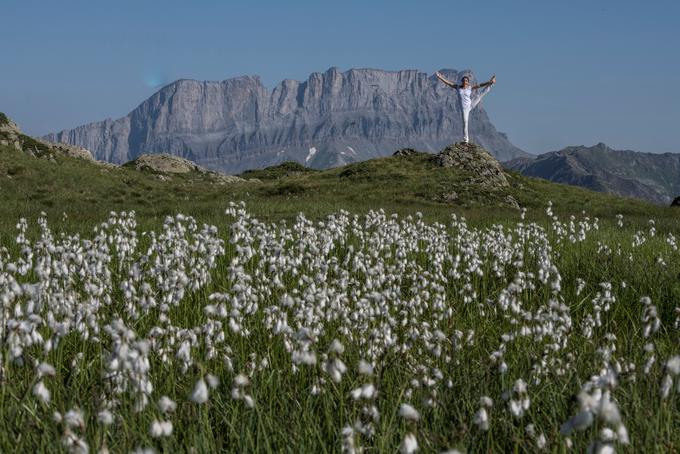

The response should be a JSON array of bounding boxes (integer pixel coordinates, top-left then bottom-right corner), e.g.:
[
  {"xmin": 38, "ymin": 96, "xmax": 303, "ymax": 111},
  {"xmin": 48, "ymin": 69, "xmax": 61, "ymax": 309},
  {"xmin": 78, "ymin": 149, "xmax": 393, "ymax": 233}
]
[
  {"xmin": 504, "ymin": 142, "xmax": 680, "ymax": 205},
  {"xmin": 44, "ymin": 67, "xmax": 526, "ymax": 174}
]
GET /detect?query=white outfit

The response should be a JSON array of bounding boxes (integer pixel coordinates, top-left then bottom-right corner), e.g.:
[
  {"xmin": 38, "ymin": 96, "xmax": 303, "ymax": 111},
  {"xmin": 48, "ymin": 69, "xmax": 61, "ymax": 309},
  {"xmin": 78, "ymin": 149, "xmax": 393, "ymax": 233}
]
[{"xmin": 457, "ymin": 85, "xmax": 492, "ymax": 143}]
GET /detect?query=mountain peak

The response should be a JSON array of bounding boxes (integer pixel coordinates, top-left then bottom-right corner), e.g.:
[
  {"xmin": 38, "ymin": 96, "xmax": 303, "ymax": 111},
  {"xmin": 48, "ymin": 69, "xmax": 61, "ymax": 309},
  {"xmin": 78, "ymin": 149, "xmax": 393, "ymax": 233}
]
[{"xmin": 504, "ymin": 143, "xmax": 680, "ymax": 205}]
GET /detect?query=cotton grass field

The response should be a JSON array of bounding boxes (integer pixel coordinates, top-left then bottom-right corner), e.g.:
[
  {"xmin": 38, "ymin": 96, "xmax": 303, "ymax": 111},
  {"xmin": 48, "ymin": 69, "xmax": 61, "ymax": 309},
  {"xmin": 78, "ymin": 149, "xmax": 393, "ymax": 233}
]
[{"xmin": 1, "ymin": 197, "xmax": 679, "ymax": 453}]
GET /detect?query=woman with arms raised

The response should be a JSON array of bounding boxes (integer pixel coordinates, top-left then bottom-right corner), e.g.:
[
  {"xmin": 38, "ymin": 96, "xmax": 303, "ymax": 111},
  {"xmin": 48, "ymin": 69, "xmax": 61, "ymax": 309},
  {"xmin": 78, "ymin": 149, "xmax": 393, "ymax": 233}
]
[{"xmin": 436, "ymin": 72, "xmax": 496, "ymax": 144}]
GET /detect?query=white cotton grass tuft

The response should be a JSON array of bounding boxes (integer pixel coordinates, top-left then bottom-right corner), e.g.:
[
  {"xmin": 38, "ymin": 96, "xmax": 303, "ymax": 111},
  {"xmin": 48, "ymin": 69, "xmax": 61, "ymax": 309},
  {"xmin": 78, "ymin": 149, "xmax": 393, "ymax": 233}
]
[
  {"xmin": 399, "ymin": 403, "xmax": 420, "ymax": 421},
  {"xmin": 64, "ymin": 408, "xmax": 85, "ymax": 429},
  {"xmin": 158, "ymin": 396, "xmax": 177, "ymax": 414},
  {"xmin": 666, "ymin": 356, "xmax": 680, "ymax": 375},
  {"xmin": 206, "ymin": 374, "xmax": 220, "ymax": 389},
  {"xmin": 98, "ymin": 410, "xmax": 114, "ymax": 426},
  {"xmin": 473, "ymin": 407, "xmax": 489, "ymax": 431},
  {"xmin": 399, "ymin": 432, "xmax": 418, "ymax": 454},
  {"xmin": 358, "ymin": 360, "xmax": 374, "ymax": 376},
  {"xmin": 37, "ymin": 362, "xmax": 56, "ymax": 378},
  {"xmin": 150, "ymin": 420, "xmax": 173, "ymax": 438},
  {"xmin": 190, "ymin": 378, "xmax": 209, "ymax": 404},
  {"xmin": 33, "ymin": 381, "xmax": 51, "ymax": 404},
  {"xmin": 0, "ymin": 205, "xmax": 677, "ymax": 449}
]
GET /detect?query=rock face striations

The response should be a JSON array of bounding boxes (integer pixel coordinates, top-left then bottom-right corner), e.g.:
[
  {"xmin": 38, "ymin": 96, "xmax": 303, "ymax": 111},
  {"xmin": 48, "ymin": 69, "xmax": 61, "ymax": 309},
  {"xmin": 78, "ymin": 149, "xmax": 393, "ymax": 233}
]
[
  {"xmin": 45, "ymin": 68, "xmax": 526, "ymax": 174},
  {"xmin": 504, "ymin": 142, "xmax": 680, "ymax": 205}
]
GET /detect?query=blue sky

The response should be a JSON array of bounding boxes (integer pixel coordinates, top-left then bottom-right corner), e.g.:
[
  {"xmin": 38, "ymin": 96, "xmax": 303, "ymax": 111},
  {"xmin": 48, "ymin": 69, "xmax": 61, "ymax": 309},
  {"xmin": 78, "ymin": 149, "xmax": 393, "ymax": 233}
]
[{"xmin": 1, "ymin": 0, "xmax": 678, "ymax": 154}]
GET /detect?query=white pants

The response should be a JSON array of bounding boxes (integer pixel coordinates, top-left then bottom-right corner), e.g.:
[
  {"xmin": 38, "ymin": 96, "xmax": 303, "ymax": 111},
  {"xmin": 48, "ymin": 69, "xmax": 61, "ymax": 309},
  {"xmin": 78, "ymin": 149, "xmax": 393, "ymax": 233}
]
[
  {"xmin": 462, "ymin": 107, "xmax": 471, "ymax": 143},
  {"xmin": 461, "ymin": 85, "xmax": 492, "ymax": 143}
]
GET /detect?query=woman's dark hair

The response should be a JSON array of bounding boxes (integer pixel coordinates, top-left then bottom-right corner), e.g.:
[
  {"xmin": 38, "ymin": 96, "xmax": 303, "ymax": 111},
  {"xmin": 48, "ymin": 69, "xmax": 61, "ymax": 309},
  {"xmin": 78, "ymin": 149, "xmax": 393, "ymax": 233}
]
[{"xmin": 461, "ymin": 76, "xmax": 470, "ymax": 83}]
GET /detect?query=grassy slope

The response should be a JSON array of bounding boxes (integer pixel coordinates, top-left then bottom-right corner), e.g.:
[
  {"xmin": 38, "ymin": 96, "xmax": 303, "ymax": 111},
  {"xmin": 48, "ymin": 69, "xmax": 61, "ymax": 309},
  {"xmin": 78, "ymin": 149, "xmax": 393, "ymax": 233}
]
[{"xmin": 0, "ymin": 145, "xmax": 676, "ymax": 235}]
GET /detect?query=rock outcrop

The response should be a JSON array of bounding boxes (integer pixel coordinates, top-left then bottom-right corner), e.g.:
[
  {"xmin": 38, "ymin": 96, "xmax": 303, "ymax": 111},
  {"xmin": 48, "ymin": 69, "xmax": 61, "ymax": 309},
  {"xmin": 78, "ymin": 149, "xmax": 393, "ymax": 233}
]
[
  {"xmin": 124, "ymin": 153, "xmax": 244, "ymax": 184},
  {"xmin": 1, "ymin": 112, "xmax": 93, "ymax": 161},
  {"xmin": 393, "ymin": 148, "xmax": 419, "ymax": 157},
  {"xmin": 436, "ymin": 142, "xmax": 509, "ymax": 188},
  {"xmin": 44, "ymin": 67, "xmax": 527, "ymax": 174},
  {"xmin": 504, "ymin": 142, "xmax": 680, "ymax": 205}
]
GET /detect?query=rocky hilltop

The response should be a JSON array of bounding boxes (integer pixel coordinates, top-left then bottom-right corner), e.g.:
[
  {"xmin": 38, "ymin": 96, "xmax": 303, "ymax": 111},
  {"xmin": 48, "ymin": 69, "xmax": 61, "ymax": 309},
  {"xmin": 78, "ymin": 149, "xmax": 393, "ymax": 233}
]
[
  {"xmin": 44, "ymin": 67, "xmax": 526, "ymax": 174},
  {"xmin": 504, "ymin": 142, "xmax": 680, "ymax": 205},
  {"xmin": 1, "ymin": 112, "xmax": 93, "ymax": 161}
]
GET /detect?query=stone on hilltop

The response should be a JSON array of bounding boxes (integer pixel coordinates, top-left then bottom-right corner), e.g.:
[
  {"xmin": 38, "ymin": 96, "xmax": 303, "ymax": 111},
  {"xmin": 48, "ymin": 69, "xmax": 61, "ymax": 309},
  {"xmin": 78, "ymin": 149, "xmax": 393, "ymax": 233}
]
[
  {"xmin": 436, "ymin": 142, "xmax": 509, "ymax": 188},
  {"xmin": 125, "ymin": 153, "xmax": 245, "ymax": 183}
]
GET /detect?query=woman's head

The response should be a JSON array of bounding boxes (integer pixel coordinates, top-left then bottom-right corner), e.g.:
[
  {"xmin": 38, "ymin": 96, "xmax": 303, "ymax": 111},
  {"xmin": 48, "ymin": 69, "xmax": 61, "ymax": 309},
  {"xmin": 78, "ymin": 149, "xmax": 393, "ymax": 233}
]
[{"xmin": 460, "ymin": 76, "xmax": 470, "ymax": 87}]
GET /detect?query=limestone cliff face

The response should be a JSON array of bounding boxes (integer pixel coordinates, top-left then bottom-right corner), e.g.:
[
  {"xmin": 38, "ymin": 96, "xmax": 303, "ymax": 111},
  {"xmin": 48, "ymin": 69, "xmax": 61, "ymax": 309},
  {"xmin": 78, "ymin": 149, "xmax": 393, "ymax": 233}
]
[{"xmin": 45, "ymin": 67, "xmax": 526, "ymax": 173}]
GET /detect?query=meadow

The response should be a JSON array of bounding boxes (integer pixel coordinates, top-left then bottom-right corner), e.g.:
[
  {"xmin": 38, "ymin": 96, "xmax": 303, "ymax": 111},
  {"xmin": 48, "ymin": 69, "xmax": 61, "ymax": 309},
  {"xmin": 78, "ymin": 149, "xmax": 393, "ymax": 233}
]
[{"xmin": 0, "ymin": 145, "xmax": 679, "ymax": 452}]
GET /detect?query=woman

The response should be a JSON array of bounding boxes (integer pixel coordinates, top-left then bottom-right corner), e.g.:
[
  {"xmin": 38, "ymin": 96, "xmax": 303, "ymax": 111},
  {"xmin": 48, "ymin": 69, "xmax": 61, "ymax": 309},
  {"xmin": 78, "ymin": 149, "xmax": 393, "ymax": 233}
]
[{"xmin": 436, "ymin": 72, "xmax": 496, "ymax": 144}]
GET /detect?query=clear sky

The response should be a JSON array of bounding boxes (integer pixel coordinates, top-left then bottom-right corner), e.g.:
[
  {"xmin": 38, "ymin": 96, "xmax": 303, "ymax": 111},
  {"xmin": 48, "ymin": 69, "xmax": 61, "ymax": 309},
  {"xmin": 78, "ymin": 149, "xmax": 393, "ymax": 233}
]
[{"xmin": 1, "ymin": 0, "xmax": 678, "ymax": 154}]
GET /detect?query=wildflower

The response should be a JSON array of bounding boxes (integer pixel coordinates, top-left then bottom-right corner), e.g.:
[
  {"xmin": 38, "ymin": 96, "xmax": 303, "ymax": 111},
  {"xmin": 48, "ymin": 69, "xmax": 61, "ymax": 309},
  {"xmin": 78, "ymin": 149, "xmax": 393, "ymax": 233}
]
[
  {"xmin": 190, "ymin": 378, "xmax": 209, "ymax": 404},
  {"xmin": 150, "ymin": 420, "xmax": 173, "ymax": 438},
  {"xmin": 98, "ymin": 410, "xmax": 114, "ymax": 426},
  {"xmin": 358, "ymin": 360, "xmax": 374, "ymax": 375},
  {"xmin": 158, "ymin": 396, "xmax": 177, "ymax": 413},
  {"xmin": 560, "ymin": 410, "xmax": 593, "ymax": 435},
  {"xmin": 399, "ymin": 403, "xmax": 420, "ymax": 421},
  {"xmin": 37, "ymin": 362, "xmax": 56, "ymax": 378},
  {"xmin": 666, "ymin": 356, "xmax": 680, "ymax": 375},
  {"xmin": 64, "ymin": 408, "xmax": 85, "ymax": 429},
  {"xmin": 206, "ymin": 374, "xmax": 220, "ymax": 389},
  {"xmin": 473, "ymin": 408, "xmax": 489, "ymax": 431},
  {"xmin": 400, "ymin": 433, "xmax": 418, "ymax": 454},
  {"xmin": 33, "ymin": 381, "xmax": 50, "ymax": 404}
]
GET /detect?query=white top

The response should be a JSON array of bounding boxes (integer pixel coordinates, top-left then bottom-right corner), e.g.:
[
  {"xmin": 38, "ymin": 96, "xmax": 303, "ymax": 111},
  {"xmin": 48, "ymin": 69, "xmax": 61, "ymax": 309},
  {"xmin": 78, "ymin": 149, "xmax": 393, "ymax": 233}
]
[{"xmin": 457, "ymin": 86, "xmax": 473, "ymax": 112}]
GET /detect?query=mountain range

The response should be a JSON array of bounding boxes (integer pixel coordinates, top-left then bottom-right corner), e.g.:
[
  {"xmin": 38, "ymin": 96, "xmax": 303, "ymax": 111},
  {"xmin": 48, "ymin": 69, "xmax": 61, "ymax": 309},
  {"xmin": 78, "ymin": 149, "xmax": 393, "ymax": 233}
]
[
  {"xmin": 503, "ymin": 142, "xmax": 680, "ymax": 205},
  {"xmin": 44, "ymin": 67, "xmax": 526, "ymax": 173}
]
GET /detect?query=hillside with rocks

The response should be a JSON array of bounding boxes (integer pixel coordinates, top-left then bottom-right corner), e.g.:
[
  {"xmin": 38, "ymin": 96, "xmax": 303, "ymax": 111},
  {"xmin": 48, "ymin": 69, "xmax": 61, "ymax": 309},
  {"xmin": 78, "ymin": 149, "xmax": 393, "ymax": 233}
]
[
  {"xmin": 1, "ymin": 112, "xmax": 93, "ymax": 161},
  {"xmin": 44, "ymin": 67, "xmax": 527, "ymax": 174},
  {"xmin": 504, "ymin": 142, "xmax": 680, "ymax": 205},
  {"xmin": 1, "ymin": 113, "xmax": 248, "ymax": 185}
]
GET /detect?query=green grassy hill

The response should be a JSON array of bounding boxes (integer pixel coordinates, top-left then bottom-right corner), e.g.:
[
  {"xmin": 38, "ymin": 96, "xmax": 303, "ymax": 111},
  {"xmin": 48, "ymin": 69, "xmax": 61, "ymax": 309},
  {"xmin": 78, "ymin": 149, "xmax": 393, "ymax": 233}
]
[{"xmin": 1, "ymin": 141, "xmax": 676, "ymax": 237}]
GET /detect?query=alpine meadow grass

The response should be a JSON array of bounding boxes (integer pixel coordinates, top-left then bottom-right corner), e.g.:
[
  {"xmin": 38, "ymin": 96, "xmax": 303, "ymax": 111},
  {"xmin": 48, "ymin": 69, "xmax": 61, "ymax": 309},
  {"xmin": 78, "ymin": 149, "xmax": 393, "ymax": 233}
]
[{"xmin": 0, "ymin": 145, "xmax": 679, "ymax": 452}]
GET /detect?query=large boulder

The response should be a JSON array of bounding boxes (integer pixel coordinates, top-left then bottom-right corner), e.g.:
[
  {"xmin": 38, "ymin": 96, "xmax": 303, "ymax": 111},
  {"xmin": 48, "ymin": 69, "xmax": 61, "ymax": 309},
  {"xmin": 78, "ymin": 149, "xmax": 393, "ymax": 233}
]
[
  {"xmin": 671, "ymin": 196, "xmax": 680, "ymax": 207},
  {"xmin": 125, "ymin": 153, "xmax": 245, "ymax": 183},
  {"xmin": 436, "ymin": 142, "xmax": 509, "ymax": 188},
  {"xmin": 126, "ymin": 154, "xmax": 207, "ymax": 174}
]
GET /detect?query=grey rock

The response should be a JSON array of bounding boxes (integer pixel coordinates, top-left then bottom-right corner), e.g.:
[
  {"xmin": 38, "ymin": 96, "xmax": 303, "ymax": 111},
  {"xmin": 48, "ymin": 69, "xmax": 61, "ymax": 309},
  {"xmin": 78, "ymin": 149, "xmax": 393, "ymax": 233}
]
[
  {"xmin": 436, "ymin": 142, "xmax": 509, "ymax": 188},
  {"xmin": 393, "ymin": 148, "xmax": 419, "ymax": 157},
  {"xmin": 505, "ymin": 195, "xmax": 520, "ymax": 209},
  {"xmin": 44, "ymin": 68, "xmax": 527, "ymax": 174},
  {"xmin": 671, "ymin": 196, "xmax": 680, "ymax": 207},
  {"xmin": 124, "ymin": 153, "xmax": 245, "ymax": 184},
  {"xmin": 504, "ymin": 142, "xmax": 680, "ymax": 205},
  {"xmin": 441, "ymin": 191, "xmax": 459, "ymax": 203}
]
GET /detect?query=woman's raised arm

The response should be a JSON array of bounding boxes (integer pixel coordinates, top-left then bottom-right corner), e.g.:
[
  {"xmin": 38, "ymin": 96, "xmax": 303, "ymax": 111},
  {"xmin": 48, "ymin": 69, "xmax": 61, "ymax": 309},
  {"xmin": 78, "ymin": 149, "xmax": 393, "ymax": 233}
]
[
  {"xmin": 435, "ymin": 71, "xmax": 458, "ymax": 89},
  {"xmin": 473, "ymin": 74, "xmax": 496, "ymax": 90}
]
